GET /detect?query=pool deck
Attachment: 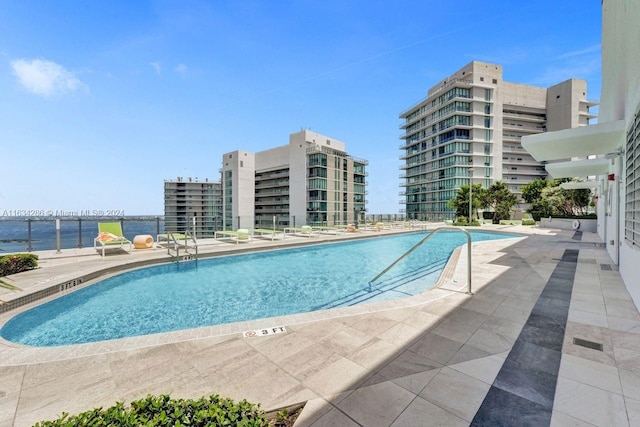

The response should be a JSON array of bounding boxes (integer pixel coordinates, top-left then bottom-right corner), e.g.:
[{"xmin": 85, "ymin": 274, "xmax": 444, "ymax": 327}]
[{"xmin": 0, "ymin": 225, "xmax": 638, "ymax": 426}]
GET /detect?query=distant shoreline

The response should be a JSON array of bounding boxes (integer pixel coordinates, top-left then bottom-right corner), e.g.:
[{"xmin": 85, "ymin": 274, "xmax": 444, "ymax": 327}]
[{"xmin": 0, "ymin": 215, "xmax": 164, "ymax": 221}]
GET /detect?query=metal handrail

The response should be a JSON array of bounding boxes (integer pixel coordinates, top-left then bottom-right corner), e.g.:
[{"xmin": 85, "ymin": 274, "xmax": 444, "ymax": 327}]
[
  {"xmin": 369, "ymin": 226, "xmax": 473, "ymax": 295},
  {"xmin": 167, "ymin": 232, "xmax": 198, "ymax": 262}
]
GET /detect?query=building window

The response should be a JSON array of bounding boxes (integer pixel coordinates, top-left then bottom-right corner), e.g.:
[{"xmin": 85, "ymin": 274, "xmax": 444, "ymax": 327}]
[
  {"xmin": 625, "ymin": 105, "xmax": 640, "ymax": 246},
  {"xmin": 485, "ymin": 89, "xmax": 492, "ymax": 101}
]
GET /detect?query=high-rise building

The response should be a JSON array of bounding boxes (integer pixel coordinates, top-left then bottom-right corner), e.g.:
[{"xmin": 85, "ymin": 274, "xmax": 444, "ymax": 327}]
[
  {"xmin": 399, "ymin": 61, "xmax": 596, "ymax": 221},
  {"xmin": 221, "ymin": 130, "xmax": 368, "ymax": 229},
  {"xmin": 163, "ymin": 177, "xmax": 223, "ymax": 237}
]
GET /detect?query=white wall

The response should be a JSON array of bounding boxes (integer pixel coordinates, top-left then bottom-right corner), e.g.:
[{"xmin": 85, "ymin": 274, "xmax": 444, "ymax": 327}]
[
  {"xmin": 600, "ymin": 0, "xmax": 640, "ymax": 305},
  {"xmin": 222, "ymin": 150, "xmax": 255, "ymax": 229}
]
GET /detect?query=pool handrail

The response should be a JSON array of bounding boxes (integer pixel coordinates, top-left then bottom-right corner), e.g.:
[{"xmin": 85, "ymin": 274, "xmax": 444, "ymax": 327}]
[
  {"xmin": 167, "ymin": 232, "xmax": 198, "ymax": 262},
  {"xmin": 368, "ymin": 226, "xmax": 473, "ymax": 295}
]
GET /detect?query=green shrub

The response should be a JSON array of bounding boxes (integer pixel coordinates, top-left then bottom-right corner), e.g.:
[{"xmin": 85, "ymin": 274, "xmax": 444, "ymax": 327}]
[
  {"xmin": 522, "ymin": 219, "xmax": 536, "ymax": 226},
  {"xmin": 453, "ymin": 219, "xmax": 481, "ymax": 226},
  {"xmin": 0, "ymin": 253, "xmax": 38, "ymax": 276},
  {"xmin": 34, "ymin": 394, "xmax": 269, "ymax": 427}
]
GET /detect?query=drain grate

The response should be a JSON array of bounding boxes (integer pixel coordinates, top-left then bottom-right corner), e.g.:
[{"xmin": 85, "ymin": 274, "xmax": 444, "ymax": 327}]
[
  {"xmin": 573, "ymin": 337, "xmax": 604, "ymax": 351},
  {"xmin": 600, "ymin": 264, "xmax": 612, "ymax": 271}
]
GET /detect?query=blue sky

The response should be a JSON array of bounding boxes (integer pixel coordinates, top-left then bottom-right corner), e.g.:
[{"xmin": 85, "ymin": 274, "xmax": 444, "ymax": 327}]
[{"xmin": 0, "ymin": 0, "xmax": 602, "ymax": 216}]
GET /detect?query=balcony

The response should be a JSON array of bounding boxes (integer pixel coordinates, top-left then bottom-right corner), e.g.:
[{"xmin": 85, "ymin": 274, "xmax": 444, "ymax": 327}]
[
  {"xmin": 256, "ymin": 170, "xmax": 289, "ymax": 180},
  {"xmin": 255, "ymin": 181, "xmax": 289, "ymax": 190},
  {"xmin": 255, "ymin": 188, "xmax": 290, "ymax": 197},
  {"xmin": 502, "ymin": 122, "xmax": 546, "ymax": 133}
]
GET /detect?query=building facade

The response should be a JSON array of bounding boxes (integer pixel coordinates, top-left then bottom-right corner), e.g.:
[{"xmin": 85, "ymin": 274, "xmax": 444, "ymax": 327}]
[
  {"xmin": 523, "ymin": 1, "xmax": 640, "ymax": 308},
  {"xmin": 163, "ymin": 177, "xmax": 223, "ymax": 237},
  {"xmin": 221, "ymin": 130, "xmax": 368, "ymax": 229},
  {"xmin": 399, "ymin": 61, "xmax": 596, "ymax": 221}
]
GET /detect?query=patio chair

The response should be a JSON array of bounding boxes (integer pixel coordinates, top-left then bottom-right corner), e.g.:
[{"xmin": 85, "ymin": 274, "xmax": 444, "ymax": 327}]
[{"xmin": 94, "ymin": 222, "xmax": 132, "ymax": 257}]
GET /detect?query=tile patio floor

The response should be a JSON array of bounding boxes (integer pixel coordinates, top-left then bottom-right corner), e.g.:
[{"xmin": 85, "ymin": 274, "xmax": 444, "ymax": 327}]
[{"xmin": 0, "ymin": 226, "xmax": 638, "ymax": 426}]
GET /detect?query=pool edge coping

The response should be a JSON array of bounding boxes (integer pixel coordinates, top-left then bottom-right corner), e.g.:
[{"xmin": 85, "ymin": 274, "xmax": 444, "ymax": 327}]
[{"xmin": 0, "ymin": 229, "xmax": 529, "ymax": 365}]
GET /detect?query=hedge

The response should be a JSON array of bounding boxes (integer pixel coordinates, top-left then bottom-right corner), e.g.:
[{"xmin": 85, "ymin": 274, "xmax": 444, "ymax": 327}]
[
  {"xmin": 0, "ymin": 253, "xmax": 38, "ymax": 276},
  {"xmin": 34, "ymin": 394, "xmax": 270, "ymax": 427}
]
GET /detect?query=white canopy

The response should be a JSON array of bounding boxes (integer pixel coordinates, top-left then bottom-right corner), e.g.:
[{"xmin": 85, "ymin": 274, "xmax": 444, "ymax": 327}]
[
  {"xmin": 521, "ymin": 120, "xmax": 625, "ymax": 161},
  {"xmin": 559, "ymin": 181, "xmax": 599, "ymax": 189},
  {"xmin": 545, "ymin": 158, "xmax": 610, "ymax": 178}
]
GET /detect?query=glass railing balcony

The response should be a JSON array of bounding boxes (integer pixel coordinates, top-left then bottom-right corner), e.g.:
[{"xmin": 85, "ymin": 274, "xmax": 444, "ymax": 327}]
[{"xmin": 0, "ymin": 215, "xmax": 253, "ymax": 252}]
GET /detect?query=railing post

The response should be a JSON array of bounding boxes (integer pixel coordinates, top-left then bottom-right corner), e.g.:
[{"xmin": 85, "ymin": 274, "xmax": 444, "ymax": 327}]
[
  {"xmin": 26, "ymin": 219, "xmax": 33, "ymax": 252},
  {"xmin": 156, "ymin": 216, "xmax": 160, "ymax": 237},
  {"xmin": 78, "ymin": 218, "xmax": 83, "ymax": 248},
  {"xmin": 56, "ymin": 219, "xmax": 61, "ymax": 254}
]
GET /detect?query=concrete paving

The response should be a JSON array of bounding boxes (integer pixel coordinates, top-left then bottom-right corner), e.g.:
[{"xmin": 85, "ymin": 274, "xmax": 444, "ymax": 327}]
[{"xmin": 0, "ymin": 225, "xmax": 637, "ymax": 426}]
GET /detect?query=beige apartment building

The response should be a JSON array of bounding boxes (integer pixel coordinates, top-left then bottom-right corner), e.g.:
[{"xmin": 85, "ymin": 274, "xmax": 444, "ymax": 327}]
[
  {"xmin": 163, "ymin": 177, "xmax": 223, "ymax": 237},
  {"xmin": 222, "ymin": 130, "xmax": 368, "ymax": 229},
  {"xmin": 399, "ymin": 61, "xmax": 596, "ymax": 221}
]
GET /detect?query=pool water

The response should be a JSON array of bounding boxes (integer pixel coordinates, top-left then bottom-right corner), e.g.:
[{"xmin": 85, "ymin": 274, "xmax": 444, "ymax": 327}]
[{"xmin": 1, "ymin": 231, "xmax": 517, "ymax": 346}]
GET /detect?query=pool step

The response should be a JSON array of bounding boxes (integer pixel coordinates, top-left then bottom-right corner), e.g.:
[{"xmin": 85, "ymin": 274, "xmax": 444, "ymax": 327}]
[{"xmin": 312, "ymin": 260, "xmax": 447, "ymax": 310}]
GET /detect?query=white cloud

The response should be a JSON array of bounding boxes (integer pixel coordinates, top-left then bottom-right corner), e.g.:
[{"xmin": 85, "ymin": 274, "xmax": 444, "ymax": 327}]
[
  {"xmin": 10, "ymin": 58, "xmax": 88, "ymax": 97},
  {"xmin": 174, "ymin": 63, "xmax": 187, "ymax": 77},
  {"xmin": 557, "ymin": 44, "xmax": 601, "ymax": 60},
  {"xmin": 150, "ymin": 62, "xmax": 161, "ymax": 75},
  {"xmin": 528, "ymin": 58, "xmax": 601, "ymax": 87}
]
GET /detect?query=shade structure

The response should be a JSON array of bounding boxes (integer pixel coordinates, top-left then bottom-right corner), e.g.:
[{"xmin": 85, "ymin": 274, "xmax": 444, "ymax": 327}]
[
  {"xmin": 559, "ymin": 181, "xmax": 599, "ymax": 189},
  {"xmin": 545, "ymin": 158, "xmax": 610, "ymax": 178},
  {"xmin": 521, "ymin": 120, "xmax": 625, "ymax": 161}
]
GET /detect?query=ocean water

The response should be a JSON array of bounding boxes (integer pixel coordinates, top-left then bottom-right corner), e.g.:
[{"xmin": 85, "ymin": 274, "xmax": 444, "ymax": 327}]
[{"xmin": 0, "ymin": 217, "xmax": 164, "ymax": 253}]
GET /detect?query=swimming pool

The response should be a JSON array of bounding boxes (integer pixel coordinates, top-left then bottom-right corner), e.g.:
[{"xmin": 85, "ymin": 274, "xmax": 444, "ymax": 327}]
[{"xmin": 1, "ymin": 231, "xmax": 517, "ymax": 346}]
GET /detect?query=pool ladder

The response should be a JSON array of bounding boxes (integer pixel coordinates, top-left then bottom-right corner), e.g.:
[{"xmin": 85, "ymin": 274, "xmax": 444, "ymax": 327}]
[
  {"xmin": 167, "ymin": 232, "xmax": 199, "ymax": 263},
  {"xmin": 369, "ymin": 226, "xmax": 473, "ymax": 295}
]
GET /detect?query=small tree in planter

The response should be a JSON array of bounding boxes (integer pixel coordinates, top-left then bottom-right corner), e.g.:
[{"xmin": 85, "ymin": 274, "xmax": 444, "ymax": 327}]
[{"xmin": 481, "ymin": 182, "xmax": 518, "ymax": 224}]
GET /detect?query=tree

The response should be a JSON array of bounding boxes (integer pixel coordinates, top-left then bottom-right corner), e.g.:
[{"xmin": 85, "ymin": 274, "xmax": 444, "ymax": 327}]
[
  {"xmin": 541, "ymin": 185, "xmax": 592, "ymax": 216},
  {"xmin": 528, "ymin": 199, "xmax": 553, "ymax": 221},
  {"xmin": 523, "ymin": 178, "xmax": 592, "ymax": 219},
  {"xmin": 448, "ymin": 184, "xmax": 485, "ymax": 219},
  {"xmin": 521, "ymin": 179, "xmax": 550, "ymax": 204},
  {"xmin": 481, "ymin": 181, "xmax": 518, "ymax": 223}
]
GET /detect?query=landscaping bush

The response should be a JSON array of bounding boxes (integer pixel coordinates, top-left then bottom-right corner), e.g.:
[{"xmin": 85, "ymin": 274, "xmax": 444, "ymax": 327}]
[
  {"xmin": 522, "ymin": 219, "xmax": 536, "ymax": 226},
  {"xmin": 0, "ymin": 253, "xmax": 38, "ymax": 276},
  {"xmin": 453, "ymin": 216, "xmax": 480, "ymax": 226},
  {"xmin": 34, "ymin": 394, "xmax": 270, "ymax": 427}
]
